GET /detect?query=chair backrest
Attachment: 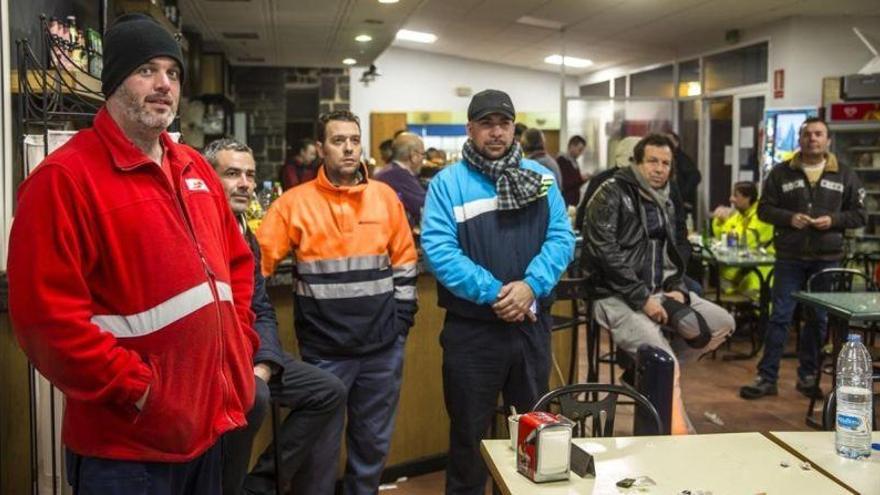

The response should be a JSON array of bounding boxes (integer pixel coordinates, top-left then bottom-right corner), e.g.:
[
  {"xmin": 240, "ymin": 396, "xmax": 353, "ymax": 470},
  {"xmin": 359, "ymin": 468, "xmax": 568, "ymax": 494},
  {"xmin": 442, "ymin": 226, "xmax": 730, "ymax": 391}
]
[
  {"xmin": 554, "ymin": 277, "xmax": 588, "ymax": 302},
  {"xmin": 806, "ymin": 268, "xmax": 876, "ymax": 293},
  {"xmin": 531, "ymin": 383, "xmax": 663, "ymax": 438}
]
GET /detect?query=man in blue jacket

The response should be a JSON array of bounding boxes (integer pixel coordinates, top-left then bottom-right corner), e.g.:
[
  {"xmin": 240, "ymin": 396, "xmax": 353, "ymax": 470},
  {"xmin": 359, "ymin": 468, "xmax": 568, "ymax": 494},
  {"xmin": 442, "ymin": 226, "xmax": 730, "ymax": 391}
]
[
  {"xmin": 205, "ymin": 138, "xmax": 346, "ymax": 495},
  {"xmin": 421, "ymin": 90, "xmax": 575, "ymax": 495}
]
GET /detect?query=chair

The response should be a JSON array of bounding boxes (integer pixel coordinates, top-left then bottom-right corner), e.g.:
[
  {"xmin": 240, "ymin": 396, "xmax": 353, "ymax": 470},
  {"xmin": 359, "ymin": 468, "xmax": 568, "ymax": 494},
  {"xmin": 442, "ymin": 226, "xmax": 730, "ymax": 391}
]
[
  {"xmin": 531, "ymin": 383, "xmax": 663, "ymax": 437},
  {"xmin": 550, "ymin": 277, "xmax": 589, "ymax": 385},
  {"xmin": 586, "ymin": 301, "xmax": 619, "ymax": 384},
  {"xmin": 805, "ymin": 268, "xmax": 877, "ymax": 428},
  {"xmin": 269, "ymin": 400, "xmax": 283, "ymax": 492},
  {"xmin": 490, "ymin": 274, "xmax": 587, "ymax": 440}
]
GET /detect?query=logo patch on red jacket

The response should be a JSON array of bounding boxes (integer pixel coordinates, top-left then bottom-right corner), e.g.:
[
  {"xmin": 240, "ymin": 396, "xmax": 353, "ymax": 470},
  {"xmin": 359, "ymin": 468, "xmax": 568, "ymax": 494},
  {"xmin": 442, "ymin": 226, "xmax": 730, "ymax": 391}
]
[{"xmin": 185, "ymin": 178, "xmax": 210, "ymax": 192}]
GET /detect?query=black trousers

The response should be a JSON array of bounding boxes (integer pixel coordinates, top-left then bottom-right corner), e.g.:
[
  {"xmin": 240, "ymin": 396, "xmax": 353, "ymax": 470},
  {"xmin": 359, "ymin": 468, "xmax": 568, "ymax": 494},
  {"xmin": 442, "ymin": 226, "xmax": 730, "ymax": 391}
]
[
  {"xmin": 221, "ymin": 354, "xmax": 346, "ymax": 495},
  {"xmin": 441, "ymin": 312, "xmax": 551, "ymax": 495}
]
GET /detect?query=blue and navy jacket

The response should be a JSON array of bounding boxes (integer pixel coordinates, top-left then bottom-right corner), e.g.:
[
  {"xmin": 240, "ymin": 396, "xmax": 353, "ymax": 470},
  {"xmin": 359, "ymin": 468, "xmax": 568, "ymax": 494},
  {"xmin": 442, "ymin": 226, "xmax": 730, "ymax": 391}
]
[{"xmin": 421, "ymin": 158, "xmax": 575, "ymax": 321}]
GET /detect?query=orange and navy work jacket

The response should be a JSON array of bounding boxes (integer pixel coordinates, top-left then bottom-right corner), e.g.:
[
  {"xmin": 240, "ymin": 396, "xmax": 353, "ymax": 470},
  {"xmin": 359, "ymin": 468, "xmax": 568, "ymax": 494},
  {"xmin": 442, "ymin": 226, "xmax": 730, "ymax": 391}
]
[{"xmin": 257, "ymin": 164, "xmax": 418, "ymax": 358}]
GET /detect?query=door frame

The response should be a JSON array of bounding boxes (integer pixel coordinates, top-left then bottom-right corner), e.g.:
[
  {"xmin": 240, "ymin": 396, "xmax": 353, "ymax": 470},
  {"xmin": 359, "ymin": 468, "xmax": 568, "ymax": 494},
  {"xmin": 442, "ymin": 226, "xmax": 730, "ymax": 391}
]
[{"xmin": 1, "ymin": 0, "xmax": 11, "ymax": 270}]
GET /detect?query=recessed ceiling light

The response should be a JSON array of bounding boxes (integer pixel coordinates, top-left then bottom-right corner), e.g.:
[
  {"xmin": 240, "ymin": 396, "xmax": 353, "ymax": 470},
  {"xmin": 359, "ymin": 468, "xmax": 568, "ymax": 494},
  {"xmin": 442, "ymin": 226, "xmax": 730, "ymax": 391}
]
[
  {"xmin": 396, "ymin": 29, "xmax": 437, "ymax": 44},
  {"xmin": 544, "ymin": 54, "xmax": 593, "ymax": 68},
  {"xmin": 378, "ymin": 0, "xmax": 399, "ymax": 3},
  {"xmin": 342, "ymin": 58, "xmax": 357, "ymax": 65},
  {"xmin": 355, "ymin": 34, "xmax": 373, "ymax": 43}
]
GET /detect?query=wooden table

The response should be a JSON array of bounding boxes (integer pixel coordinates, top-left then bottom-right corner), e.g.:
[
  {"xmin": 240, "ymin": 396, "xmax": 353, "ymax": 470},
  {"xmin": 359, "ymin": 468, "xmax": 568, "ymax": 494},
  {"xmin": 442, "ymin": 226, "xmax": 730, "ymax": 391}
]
[
  {"xmin": 768, "ymin": 431, "xmax": 880, "ymax": 495},
  {"xmin": 481, "ymin": 433, "xmax": 851, "ymax": 494}
]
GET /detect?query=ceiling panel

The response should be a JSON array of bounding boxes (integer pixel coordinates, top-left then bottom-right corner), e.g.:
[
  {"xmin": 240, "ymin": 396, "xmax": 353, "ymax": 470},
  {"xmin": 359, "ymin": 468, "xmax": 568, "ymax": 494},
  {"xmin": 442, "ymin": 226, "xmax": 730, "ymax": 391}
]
[{"xmin": 179, "ymin": 0, "xmax": 880, "ymax": 72}]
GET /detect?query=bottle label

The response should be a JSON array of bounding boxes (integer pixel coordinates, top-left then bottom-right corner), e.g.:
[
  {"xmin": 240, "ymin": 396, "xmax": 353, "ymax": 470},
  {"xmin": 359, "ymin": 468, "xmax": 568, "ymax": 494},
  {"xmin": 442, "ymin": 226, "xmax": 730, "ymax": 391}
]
[{"xmin": 837, "ymin": 412, "xmax": 868, "ymax": 433}]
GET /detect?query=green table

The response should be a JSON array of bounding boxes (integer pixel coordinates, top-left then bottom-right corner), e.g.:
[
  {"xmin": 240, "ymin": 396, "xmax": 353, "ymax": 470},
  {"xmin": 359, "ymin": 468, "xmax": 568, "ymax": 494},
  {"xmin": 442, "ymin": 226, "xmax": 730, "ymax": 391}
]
[
  {"xmin": 692, "ymin": 245, "xmax": 776, "ymax": 359},
  {"xmin": 792, "ymin": 291, "xmax": 880, "ymax": 428},
  {"xmin": 792, "ymin": 292, "xmax": 880, "ymax": 323}
]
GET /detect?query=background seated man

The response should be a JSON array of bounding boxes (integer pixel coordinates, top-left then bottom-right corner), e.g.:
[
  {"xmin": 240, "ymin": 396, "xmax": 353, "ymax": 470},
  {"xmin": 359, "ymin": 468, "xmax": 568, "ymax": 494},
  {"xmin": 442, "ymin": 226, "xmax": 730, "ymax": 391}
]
[
  {"xmin": 581, "ymin": 134, "xmax": 734, "ymax": 434},
  {"xmin": 710, "ymin": 181, "xmax": 774, "ymax": 299},
  {"xmin": 206, "ymin": 139, "xmax": 346, "ymax": 495}
]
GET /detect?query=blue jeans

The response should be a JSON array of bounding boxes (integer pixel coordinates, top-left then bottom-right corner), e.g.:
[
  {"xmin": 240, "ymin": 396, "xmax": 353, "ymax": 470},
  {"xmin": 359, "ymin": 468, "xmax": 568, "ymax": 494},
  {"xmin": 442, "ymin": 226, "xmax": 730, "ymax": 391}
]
[
  {"xmin": 298, "ymin": 335, "xmax": 406, "ymax": 495},
  {"xmin": 66, "ymin": 441, "xmax": 222, "ymax": 495},
  {"xmin": 757, "ymin": 258, "xmax": 838, "ymax": 383}
]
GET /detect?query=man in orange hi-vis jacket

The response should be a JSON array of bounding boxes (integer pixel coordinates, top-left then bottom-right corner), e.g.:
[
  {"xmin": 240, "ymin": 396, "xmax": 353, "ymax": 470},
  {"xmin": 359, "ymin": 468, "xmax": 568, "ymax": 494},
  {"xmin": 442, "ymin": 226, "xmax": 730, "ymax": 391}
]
[{"xmin": 257, "ymin": 110, "xmax": 418, "ymax": 495}]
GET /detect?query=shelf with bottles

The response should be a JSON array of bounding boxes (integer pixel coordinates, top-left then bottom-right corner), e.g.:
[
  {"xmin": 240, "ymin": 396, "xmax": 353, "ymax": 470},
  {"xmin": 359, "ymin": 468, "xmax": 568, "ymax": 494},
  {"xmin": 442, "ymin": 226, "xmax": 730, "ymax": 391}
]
[
  {"xmin": 15, "ymin": 15, "xmax": 106, "ymax": 130},
  {"xmin": 830, "ymin": 124, "xmax": 880, "ymax": 169}
]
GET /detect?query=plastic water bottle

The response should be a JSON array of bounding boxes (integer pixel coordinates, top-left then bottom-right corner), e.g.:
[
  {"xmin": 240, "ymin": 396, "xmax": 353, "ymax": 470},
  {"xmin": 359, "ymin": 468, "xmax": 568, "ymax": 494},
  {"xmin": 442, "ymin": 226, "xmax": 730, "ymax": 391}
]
[
  {"xmin": 257, "ymin": 181, "xmax": 274, "ymax": 214},
  {"xmin": 835, "ymin": 334, "xmax": 873, "ymax": 459}
]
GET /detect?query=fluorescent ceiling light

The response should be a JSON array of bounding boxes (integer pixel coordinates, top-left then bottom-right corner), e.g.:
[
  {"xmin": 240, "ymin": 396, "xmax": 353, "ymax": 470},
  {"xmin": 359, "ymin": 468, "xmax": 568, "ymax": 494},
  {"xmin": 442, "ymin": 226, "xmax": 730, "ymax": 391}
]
[
  {"xmin": 355, "ymin": 34, "xmax": 373, "ymax": 43},
  {"xmin": 396, "ymin": 29, "xmax": 437, "ymax": 44},
  {"xmin": 342, "ymin": 58, "xmax": 357, "ymax": 65},
  {"xmin": 516, "ymin": 16, "xmax": 564, "ymax": 30},
  {"xmin": 544, "ymin": 54, "xmax": 593, "ymax": 68},
  {"xmin": 378, "ymin": 0, "xmax": 399, "ymax": 3}
]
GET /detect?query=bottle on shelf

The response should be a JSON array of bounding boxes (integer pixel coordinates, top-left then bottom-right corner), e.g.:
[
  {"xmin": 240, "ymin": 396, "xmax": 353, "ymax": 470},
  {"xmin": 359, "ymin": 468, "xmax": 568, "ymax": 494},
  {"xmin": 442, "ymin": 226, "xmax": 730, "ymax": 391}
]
[
  {"xmin": 835, "ymin": 334, "xmax": 873, "ymax": 459},
  {"xmin": 86, "ymin": 28, "xmax": 103, "ymax": 78},
  {"xmin": 257, "ymin": 181, "xmax": 274, "ymax": 214},
  {"xmin": 272, "ymin": 182, "xmax": 283, "ymax": 202},
  {"xmin": 66, "ymin": 15, "xmax": 86, "ymax": 70}
]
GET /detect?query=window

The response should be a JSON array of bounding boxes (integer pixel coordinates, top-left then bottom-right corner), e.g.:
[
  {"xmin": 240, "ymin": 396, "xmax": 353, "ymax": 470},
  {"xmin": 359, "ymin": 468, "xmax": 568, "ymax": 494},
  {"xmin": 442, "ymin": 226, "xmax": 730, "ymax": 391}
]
[
  {"xmin": 678, "ymin": 59, "xmax": 701, "ymax": 97},
  {"xmin": 704, "ymin": 42, "xmax": 768, "ymax": 92},
  {"xmin": 579, "ymin": 81, "xmax": 610, "ymax": 97},
  {"xmin": 630, "ymin": 65, "xmax": 674, "ymax": 98},
  {"xmin": 613, "ymin": 76, "xmax": 627, "ymax": 97}
]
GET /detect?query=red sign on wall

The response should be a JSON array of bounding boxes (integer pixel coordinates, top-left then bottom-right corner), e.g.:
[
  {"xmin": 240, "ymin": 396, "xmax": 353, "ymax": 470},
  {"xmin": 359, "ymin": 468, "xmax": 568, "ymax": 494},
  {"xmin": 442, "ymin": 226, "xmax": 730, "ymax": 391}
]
[
  {"xmin": 773, "ymin": 69, "xmax": 784, "ymax": 99},
  {"xmin": 828, "ymin": 102, "xmax": 880, "ymax": 122}
]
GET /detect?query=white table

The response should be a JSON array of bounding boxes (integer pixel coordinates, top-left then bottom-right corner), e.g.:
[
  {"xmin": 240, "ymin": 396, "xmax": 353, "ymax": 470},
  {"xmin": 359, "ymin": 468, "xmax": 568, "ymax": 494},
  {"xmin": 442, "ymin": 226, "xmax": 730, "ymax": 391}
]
[
  {"xmin": 481, "ymin": 433, "xmax": 852, "ymax": 495},
  {"xmin": 769, "ymin": 431, "xmax": 880, "ymax": 495}
]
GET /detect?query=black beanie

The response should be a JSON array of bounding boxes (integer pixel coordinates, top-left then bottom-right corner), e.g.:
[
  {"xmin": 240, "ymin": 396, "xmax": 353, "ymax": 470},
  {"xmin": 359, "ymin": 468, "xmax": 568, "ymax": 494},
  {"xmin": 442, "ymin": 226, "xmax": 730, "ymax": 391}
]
[{"xmin": 101, "ymin": 13, "xmax": 185, "ymax": 97}]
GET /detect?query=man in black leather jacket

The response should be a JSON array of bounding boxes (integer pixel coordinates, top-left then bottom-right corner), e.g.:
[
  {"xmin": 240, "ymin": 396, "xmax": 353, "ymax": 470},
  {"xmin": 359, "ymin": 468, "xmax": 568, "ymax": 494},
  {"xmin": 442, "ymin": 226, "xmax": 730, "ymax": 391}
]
[{"xmin": 581, "ymin": 134, "xmax": 733, "ymax": 434}]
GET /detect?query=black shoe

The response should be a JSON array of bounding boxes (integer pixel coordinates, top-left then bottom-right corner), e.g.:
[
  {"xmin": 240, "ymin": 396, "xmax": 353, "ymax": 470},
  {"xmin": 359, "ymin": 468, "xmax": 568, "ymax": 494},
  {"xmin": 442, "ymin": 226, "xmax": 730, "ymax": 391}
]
[
  {"xmin": 796, "ymin": 375, "xmax": 823, "ymax": 399},
  {"xmin": 740, "ymin": 377, "xmax": 778, "ymax": 400}
]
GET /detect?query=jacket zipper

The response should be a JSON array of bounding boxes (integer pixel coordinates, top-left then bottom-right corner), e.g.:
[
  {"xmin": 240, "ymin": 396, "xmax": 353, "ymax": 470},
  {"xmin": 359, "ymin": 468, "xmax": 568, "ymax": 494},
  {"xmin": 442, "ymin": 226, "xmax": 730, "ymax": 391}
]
[
  {"xmin": 800, "ymin": 168, "xmax": 818, "ymax": 255},
  {"xmin": 159, "ymin": 164, "xmax": 236, "ymax": 427}
]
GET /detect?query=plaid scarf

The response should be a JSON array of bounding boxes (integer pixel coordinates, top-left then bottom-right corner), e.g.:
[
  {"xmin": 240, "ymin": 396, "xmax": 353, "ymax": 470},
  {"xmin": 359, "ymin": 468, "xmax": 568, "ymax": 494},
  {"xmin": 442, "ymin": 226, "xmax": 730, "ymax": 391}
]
[{"xmin": 462, "ymin": 140, "xmax": 543, "ymax": 210}]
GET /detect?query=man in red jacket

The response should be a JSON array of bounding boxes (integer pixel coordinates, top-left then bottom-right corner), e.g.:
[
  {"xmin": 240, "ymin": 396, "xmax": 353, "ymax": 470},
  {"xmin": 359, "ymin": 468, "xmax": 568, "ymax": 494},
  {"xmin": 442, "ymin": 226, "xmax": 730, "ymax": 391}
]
[{"xmin": 7, "ymin": 14, "xmax": 257, "ymax": 495}]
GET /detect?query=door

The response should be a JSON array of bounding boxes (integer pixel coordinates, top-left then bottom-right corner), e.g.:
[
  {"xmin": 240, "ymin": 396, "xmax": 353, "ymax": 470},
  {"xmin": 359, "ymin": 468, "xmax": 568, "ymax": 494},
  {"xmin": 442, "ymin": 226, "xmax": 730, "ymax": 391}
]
[
  {"xmin": 703, "ymin": 94, "xmax": 765, "ymax": 212},
  {"xmin": 704, "ymin": 96, "xmax": 733, "ymax": 211},
  {"xmin": 732, "ymin": 95, "xmax": 765, "ymax": 184},
  {"xmin": 370, "ymin": 112, "xmax": 407, "ymax": 165}
]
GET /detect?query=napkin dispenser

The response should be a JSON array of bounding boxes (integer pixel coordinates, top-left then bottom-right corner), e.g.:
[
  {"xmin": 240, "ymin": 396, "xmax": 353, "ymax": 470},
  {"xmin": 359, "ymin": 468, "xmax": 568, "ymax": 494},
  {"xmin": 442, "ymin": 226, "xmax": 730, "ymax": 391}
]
[{"xmin": 516, "ymin": 411, "xmax": 573, "ymax": 483}]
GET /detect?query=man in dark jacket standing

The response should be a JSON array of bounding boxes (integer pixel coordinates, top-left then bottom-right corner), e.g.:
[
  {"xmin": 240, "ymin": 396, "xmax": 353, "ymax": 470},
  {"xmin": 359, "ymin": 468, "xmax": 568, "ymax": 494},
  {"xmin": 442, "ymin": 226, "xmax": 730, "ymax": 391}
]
[
  {"xmin": 280, "ymin": 138, "xmax": 318, "ymax": 190},
  {"xmin": 557, "ymin": 135, "xmax": 588, "ymax": 206},
  {"xmin": 740, "ymin": 118, "xmax": 866, "ymax": 400},
  {"xmin": 374, "ymin": 132, "xmax": 427, "ymax": 227},
  {"xmin": 206, "ymin": 138, "xmax": 345, "ymax": 495},
  {"xmin": 667, "ymin": 131, "xmax": 701, "ymax": 219},
  {"xmin": 582, "ymin": 134, "xmax": 733, "ymax": 434}
]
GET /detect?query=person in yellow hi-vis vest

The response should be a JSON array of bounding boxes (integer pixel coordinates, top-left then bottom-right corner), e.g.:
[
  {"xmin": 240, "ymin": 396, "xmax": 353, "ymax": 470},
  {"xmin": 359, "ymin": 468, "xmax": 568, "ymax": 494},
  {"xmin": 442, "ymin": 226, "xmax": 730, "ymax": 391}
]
[{"xmin": 711, "ymin": 181, "xmax": 774, "ymax": 298}]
